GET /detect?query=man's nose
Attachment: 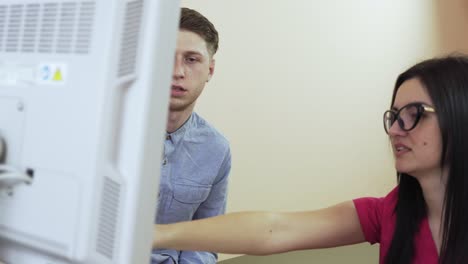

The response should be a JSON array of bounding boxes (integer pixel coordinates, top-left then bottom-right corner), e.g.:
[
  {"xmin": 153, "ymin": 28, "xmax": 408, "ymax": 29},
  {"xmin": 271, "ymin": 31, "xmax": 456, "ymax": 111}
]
[{"xmin": 173, "ymin": 59, "xmax": 185, "ymax": 79}]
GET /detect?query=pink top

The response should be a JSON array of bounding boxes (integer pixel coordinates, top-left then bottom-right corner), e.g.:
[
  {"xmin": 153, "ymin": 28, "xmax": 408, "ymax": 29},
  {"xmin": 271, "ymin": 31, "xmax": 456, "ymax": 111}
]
[{"xmin": 353, "ymin": 187, "xmax": 439, "ymax": 264}]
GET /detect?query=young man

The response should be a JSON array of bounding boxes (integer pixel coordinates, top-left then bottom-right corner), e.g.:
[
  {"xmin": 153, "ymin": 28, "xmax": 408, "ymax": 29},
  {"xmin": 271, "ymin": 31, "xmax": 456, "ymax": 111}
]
[{"xmin": 151, "ymin": 7, "xmax": 231, "ymax": 264}]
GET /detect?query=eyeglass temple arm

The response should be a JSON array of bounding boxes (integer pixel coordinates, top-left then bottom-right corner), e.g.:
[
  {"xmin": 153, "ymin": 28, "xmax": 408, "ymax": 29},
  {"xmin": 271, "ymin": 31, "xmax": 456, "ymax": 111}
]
[{"xmin": 422, "ymin": 105, "xmax": 435, "ymax": 113}]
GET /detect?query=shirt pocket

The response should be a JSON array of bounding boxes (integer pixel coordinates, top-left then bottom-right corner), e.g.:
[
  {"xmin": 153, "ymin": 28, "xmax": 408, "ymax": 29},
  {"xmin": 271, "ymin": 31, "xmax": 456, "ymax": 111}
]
[
  {"xmin": 169, "ymin": 184, "xmax": 211, "ymax": 221},
  {"xmin": 173, "ymin": 183, "xmax": 211, "ymax": 204}
]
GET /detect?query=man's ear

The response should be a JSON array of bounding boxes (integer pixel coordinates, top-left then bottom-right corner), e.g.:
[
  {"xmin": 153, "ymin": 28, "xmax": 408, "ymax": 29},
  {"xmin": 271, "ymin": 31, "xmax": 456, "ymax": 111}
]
[{"xmin": 207, "ymin": 58, "xmax": 215, "ymax": 82}]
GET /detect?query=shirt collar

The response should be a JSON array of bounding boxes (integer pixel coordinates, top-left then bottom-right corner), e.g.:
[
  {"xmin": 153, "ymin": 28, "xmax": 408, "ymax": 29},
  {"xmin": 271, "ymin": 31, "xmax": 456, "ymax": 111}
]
[{"xmin": 166, "ymin": 113, "xmax": 194, "ymax": 144}]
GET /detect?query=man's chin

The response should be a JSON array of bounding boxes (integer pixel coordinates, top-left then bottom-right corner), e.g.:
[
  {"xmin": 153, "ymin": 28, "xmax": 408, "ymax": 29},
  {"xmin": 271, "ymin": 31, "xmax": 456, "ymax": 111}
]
[{"xmin": 169, "ymin": 102, "xmax": 191, "ymax": 112}]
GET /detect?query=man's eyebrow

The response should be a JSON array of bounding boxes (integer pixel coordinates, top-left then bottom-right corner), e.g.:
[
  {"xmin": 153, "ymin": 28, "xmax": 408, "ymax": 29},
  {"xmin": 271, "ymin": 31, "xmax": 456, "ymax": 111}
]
[{"xmin": 183, "ymin": 50, "xmax": 203, "ymax": 56}]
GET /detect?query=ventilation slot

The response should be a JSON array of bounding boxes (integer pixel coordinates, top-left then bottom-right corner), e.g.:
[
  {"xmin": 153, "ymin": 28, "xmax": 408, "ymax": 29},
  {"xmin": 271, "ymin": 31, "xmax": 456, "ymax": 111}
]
[
  {"xmin": 56, "ymin": 2, "xmax": 77, "ymax": 54},
  {"xmin": 22, "ymin": 4, "xmax": 40, "ymax": 53},
  {"xmin": 0, "ymin": 6, "xmax": 7, "ymax": 51},
  {"xmin": 117, "ymin": 0, "xmax": 143, "ymax": 77},
  {"xmin": 0, "ymin": 1, "xmax": 95, "ymax": 54},
  {"xmin": 96, "ymin": 176, "xmax": 121, "ymax": 260},
  {"xmin": 75, "ymin": 1, "xmax": 94, "ymax": 54},
  {"xmin": 38, "ymin": 3, "xmax": 58, "ymax": 53},
  {"xmin": 5, "ymin": 4, "xmax": 23, "ymax": 52}
]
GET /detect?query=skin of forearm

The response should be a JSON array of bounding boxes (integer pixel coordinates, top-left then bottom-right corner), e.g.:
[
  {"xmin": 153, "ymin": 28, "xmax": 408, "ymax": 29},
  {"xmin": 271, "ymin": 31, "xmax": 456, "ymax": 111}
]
[
  {"xmin": 154, "ymin": 211, "xmax": 285, "ymax": 255},
  {"xmin": 153, "ymin": 202, "xmax": 363, "ymax": 255}
]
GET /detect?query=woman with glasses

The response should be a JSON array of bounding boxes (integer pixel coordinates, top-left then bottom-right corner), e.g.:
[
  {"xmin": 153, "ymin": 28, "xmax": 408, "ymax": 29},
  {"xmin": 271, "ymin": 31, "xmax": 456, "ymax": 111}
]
[{"xmin": 153, "ymin": 55, "xmax": 468, "ymax": 264}]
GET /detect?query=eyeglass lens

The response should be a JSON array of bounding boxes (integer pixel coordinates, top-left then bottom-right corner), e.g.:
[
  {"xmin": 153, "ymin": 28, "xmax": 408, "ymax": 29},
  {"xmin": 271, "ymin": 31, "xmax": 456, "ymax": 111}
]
[{"xmin": 384, "ymin": 104, "xmax": 420, "ymax": 133}]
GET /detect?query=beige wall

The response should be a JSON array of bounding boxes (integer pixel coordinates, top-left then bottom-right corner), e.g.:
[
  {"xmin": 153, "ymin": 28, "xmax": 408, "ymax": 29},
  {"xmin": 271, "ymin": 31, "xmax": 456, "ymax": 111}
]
[
  {"xmin": 180, "ymin": 0, "xmax": 440, "ymax": 262},
  {"xmin": 436, "ymin": 0, "xmax": 468, "ymax": 54}
]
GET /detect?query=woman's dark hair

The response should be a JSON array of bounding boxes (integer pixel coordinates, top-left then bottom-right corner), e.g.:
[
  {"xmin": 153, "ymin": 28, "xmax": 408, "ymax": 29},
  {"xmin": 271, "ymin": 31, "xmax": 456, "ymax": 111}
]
[{"xmin": 385, "ymin": 54, "xmax": 468, "ymax": 264}]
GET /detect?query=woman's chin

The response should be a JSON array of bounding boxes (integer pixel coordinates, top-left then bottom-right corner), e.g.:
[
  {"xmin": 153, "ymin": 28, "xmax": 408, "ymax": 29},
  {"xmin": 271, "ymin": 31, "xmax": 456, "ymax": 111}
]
[{"xmin": 395, "ymin": 163, "xmax": 412, "ymax": 175}]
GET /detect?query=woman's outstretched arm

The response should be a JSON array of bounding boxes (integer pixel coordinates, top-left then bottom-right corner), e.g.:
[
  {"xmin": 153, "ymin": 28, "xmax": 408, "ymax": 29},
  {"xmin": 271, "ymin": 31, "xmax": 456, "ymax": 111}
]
[{"xmin": 153, "ymin": 200, "xmax": 366, "ymax": 255}]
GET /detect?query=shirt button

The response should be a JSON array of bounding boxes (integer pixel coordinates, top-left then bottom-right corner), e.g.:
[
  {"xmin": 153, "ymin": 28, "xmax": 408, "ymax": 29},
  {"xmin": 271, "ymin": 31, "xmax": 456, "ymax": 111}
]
[
  {"xmin": 166, "ymin": 135, "xmax": 171, "ymax": 140},
  {"xmin": 162, "ymin": 158, "xmax": 167, "ymax": 165}
]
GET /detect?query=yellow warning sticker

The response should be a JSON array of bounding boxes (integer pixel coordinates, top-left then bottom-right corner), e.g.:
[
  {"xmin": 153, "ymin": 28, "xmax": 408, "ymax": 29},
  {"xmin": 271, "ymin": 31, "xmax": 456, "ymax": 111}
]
[
  {"xmin": 37, "ymin": 63, "xmax": 67, "ymax": 85},
  {"xmin": 53, "ymin": 68, "xmax": 63, "ymax": 81}
]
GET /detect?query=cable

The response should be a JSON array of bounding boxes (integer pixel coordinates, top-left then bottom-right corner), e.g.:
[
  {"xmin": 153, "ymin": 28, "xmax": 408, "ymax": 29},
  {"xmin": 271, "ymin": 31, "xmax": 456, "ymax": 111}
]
[
  {"xmin": 0, "ymin": 164, "xmax": 32, "ymax": 188},
  {"xmin": 0, "ymin": 137, "xmax": 5, "ymax": 162},
  {"xmin": 0, "ymin": 137, "xmax": 32, "ymax": 188},
  {"xmin": 0, "ymin": 137, "xmax": 32, "ymax": 193}
]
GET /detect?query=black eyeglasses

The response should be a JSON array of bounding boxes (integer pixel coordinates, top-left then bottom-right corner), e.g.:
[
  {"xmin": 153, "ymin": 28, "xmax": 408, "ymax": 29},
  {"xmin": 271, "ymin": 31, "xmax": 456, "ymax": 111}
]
[{"xmin": 383, "ymin": 102, "xmax": 436, "ymax": 134}]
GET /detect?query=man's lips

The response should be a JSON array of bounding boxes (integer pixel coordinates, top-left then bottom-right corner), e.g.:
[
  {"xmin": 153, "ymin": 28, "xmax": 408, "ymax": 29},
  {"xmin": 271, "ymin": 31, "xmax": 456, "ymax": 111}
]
[
  {"xmin": 171, "ymin": 85, "xmax": 187, "ymax": 96},
  {"xmin": 171, "ymin": 84, "xmax": 186, "ymax": 91}
]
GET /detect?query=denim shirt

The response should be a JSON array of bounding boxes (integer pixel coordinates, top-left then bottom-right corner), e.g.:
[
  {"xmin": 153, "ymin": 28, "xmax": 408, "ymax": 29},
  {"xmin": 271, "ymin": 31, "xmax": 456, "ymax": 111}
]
[{"xmin": 151, "ymin": 112, "xmax": 231, "ymax": 264}]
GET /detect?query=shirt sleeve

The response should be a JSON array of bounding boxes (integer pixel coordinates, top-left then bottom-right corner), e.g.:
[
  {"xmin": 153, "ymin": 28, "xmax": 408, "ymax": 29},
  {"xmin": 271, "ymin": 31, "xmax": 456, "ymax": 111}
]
[
  {"xmin": 179, "ymin": 251, "xmax": 217, "ymax": 264},
  {"xmin": 150, "ymin": 249, "xmax": 177, "ymax": 264},
  {"xmin": 353, "ymin": 196, "xmax": 385, "ymax": 244}
]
